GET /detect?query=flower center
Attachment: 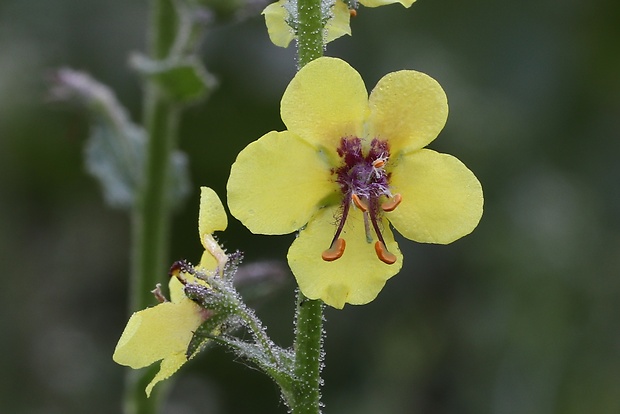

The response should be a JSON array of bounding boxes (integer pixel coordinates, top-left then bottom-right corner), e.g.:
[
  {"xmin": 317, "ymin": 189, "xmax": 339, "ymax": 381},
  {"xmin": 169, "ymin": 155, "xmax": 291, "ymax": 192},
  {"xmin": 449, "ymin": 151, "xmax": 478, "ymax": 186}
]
[{"xmin": 322, "ymin": 137, "xmax": 402, "ymax": 264}]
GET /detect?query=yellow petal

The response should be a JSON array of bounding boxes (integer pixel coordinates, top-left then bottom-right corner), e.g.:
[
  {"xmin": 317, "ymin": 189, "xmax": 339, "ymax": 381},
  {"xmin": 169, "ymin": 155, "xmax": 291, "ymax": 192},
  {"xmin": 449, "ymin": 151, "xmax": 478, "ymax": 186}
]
[
  {"xmin": 263, "ymin": 1, "xmax": 295, "ymax": 48},
  {"xmin": 281, "ymin": 57, "xmax": 368, "ymax": 149},
  {"xmin": 325, "ymin": 0, "xmax": 351, "ymax": 43},
  {"xmin": 112, "ymin": 299, "xmax": 203, "ymax": 369},
  {"xmin": 168, "ymin": 274, "xmax": 186, "ymax": 303},
  {"xmin": 360, "ymin": 0, "xmax": 416, "ymax": 7},
  {"xmin": 197, "ymin": 247, "xmax": 219, "ymax": 272},
  {"xmin": 227, "ymin": 130, "xmax": 337, "ymax": 235},
  {"xmin": 387, "ymin": 149, "xmax": 483, "ymax": 244},
  {"xmin": 198, "ymin": 187, "xmax": 227, "ymax": 238},
  {"xmin": 288, "ymin": 206, "xmax": 402, "ymax": 309},
  {"xmin": 368, "ymin": 69, "xmax": 448, "ymax": 153},
  {"xmin": 145, "ymin": 352, "xmax": 187, "ymax": 397}
]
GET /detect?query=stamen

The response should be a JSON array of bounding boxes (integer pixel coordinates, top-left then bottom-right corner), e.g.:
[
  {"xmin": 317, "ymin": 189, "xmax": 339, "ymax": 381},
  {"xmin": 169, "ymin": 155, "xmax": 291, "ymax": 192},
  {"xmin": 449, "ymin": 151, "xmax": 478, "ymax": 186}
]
[
  {"xmin": 363, "ymin": 212, "xmax": 373, "ymax": 243},
  {"xmin": 372, "ymin": 159, "xmax": 385, "ymax": 169},
  {"xmin": 351, "ymin": 193, "xmax": 368, "ymax": 212},
  {"xmin": 322, "ymin": 196, "xmax": 351, "ymax": 261},
  {"xmin": 381, "ymin": 193, "xmax": 402, "ymax": 212},
  {"xmin": 322, "ymin": 238, "xmax": 346, "ymax": 261},
  {"xmin": 374, "ymin": 241, "xmax": 397, "ymax": 265},
  {"xmin": 151, "ymin": 283, "xmax": 168, "ymax": 303},
  {"xmin": 367, "ymin": 198, "xmax": 397, "ymax": 264}
]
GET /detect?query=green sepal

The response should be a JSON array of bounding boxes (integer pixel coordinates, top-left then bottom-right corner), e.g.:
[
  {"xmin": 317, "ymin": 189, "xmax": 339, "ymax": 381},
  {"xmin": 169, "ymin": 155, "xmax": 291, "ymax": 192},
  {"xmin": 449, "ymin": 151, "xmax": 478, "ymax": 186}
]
[{"xmin": 186, "ymin": 311, "xmax": 231, "ymax": 358}]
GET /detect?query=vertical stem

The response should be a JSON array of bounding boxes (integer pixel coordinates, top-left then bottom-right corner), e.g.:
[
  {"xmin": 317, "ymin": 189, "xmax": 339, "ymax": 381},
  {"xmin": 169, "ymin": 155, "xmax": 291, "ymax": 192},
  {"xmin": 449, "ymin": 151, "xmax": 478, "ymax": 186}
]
[
  {"xmin": 292, "ymin": 2, "xmax": 327, "ymax": 412},
  {"xmin": 293, "ymin": 292, "xmax": 324, "ymax": 414},
  {"xmin": 297, "ymin": 0, "xmax": 325, "ymax": 67},
  {"xmin": 130, "ymin": 96, "xmax": 179, "ymax": 313},
  {"xmin": 124, "ymin": 0, "xmax": 179, "ymax": 413}
]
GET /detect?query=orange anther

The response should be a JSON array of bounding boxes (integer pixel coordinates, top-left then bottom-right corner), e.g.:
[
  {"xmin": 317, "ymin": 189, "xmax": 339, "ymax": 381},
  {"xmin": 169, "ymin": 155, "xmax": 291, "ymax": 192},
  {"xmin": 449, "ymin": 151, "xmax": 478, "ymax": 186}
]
[
  {"xmin": 349, "ymin": 8, "xmax": 357, "ymax": 18},
  {"xmin": 351, "ymin": 193, "xmax": 368, "ymax": 212},
  {"xmin": 374, "ymin": 241, "xmax": 397, "ymax": 265},
  {"xmin": 372, "ymin": 159, "xmax": 385, "ymax": 169},
  {"xmin": 381, "ymin": 193, "xmax": 402, "ymax": 212},
  {"xmin": 322, "ymin": 238, "xmax": 346, "ymax": 262}
]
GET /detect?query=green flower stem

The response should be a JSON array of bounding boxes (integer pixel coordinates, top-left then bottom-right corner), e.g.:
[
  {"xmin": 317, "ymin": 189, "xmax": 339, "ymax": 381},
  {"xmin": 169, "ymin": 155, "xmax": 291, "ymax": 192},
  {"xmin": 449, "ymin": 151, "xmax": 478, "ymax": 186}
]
[
  {"xmin": 293, "ymin": 2, "xmax": 326, "ymax": 413},
  {"xmin": 297, "ymin": 0, "xmax": 325, "ymax": 67},
  {"xmin": 124, "ymin": 0, "xmax": 179, "ymax": 413},
  {"xmin": 293, "ymin": 292, "xmax": 324, "ymax": 414}
]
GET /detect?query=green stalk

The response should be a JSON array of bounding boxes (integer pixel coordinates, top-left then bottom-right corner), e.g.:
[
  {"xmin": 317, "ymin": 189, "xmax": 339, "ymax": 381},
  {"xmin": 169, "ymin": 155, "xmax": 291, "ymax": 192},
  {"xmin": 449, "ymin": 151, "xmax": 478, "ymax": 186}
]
[
  {"xmin": 292, "ymin": 3, "xmax": 326, "ymax": 413},
  {"xmin": 293, "ymin": 292, "xmax": 324, "ymax": 414},
  {"xmin": 297, "ymin": 0, "xmax": 325, "ymax": 67},
  {"xmin": 124, "ymin": 0, "xmax": 179, "ymax": 413}
]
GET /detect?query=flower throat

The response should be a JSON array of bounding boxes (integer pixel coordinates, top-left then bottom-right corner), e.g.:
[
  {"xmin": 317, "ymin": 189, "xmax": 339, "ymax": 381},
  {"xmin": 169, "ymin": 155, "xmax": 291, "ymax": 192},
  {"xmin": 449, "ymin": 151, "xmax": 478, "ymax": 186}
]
[{"xmin": 322, "ymin": 137, "xmax": 402, "ymax": 264}]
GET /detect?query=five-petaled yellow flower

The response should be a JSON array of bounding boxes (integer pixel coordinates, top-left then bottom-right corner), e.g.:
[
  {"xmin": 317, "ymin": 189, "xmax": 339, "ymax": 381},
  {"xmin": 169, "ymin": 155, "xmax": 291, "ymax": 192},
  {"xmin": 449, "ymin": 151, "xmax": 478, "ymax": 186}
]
[
  {"xmin": 113, "ymin": 187, "xmax": 228, "ymax": 396},
  {"xmin": 263, "ymin": 0, "xmax": 416, "ymax": 48},
  {"xmin": 227, "ymin": 57, "xmax": 483, "ymax": 309}
]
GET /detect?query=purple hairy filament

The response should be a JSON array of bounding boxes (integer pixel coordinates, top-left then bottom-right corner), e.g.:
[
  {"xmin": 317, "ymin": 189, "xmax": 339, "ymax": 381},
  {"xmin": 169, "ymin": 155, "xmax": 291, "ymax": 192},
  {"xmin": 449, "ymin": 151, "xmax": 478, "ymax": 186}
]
[{"xmin": 321, "ymin": 137, "xmax": 401, "ymax": 265}]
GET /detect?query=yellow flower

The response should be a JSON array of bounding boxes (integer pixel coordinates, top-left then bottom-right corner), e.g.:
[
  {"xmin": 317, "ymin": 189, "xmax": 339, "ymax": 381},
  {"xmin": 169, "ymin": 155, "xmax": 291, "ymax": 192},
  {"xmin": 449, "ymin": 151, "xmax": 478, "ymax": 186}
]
[
  {"xmin": 227, "ymin": 57, "xmax": 483, "ymax": 309},
  {"xmin": 263, "ymin": 0, "xmax": 416, "ymax": 48},
  {"xmin": 113, "ymin": 187, "xmax": 228, "ymax": 396}
]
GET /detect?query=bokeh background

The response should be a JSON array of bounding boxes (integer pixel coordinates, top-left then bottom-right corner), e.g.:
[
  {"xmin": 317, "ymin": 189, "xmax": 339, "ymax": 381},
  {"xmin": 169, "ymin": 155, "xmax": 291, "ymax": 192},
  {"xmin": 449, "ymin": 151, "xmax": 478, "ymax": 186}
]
[{"xmin": 1, "ymin": 0, "xmax": 619, "ymax": 412}]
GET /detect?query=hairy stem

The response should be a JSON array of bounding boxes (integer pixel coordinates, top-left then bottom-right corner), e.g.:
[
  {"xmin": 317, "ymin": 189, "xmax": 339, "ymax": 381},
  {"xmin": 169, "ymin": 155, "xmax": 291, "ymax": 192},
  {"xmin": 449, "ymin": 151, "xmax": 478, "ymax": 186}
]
[
  {"xmin": 297, "ymin": 0, "xmax": 325, "ymax": 67},
  {"xmin": 293, "ymin": 292, "xmax": 324, "ymax": 414},
  {"xmin": 291, "ymin": 1, "xmax": 327, "ymax": 412}
]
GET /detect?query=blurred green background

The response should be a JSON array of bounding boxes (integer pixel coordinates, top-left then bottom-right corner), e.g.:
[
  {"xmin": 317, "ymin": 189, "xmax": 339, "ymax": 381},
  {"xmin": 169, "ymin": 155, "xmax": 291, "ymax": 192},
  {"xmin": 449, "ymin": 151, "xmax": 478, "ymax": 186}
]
[{"xmin": 1, "ymin": 0, "xmax": 619, "ymax": 412}]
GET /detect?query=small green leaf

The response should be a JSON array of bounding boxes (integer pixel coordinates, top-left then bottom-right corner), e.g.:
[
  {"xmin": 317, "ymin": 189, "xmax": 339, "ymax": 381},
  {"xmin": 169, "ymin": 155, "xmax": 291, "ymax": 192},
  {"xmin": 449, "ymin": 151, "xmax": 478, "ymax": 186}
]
[
  {"xmin": 84, "ymin": 121, "xmax": 145, "ymax": 208},
  {"xmin": 131, "ymin": 54, "xmax": 217, "ymax": 103}
]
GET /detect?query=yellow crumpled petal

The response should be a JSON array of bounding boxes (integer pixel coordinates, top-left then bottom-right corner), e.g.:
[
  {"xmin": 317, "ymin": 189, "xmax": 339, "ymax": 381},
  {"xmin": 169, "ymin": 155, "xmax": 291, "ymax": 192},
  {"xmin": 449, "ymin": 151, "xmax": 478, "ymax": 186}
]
[
  {"xmin": 288, "ymin": 206, "xmax": 402, "ymax": 308},
  {"xmin": 199, "ymin": 187, "xmax": 227, "ymax": 238},
  {"xmin": 227, "ymin": 130, "xmax": 337, "ymax": 235},
  {"xmin": 325, "ymin": 0, "xmax": 352, "ymax": 43},
  {"xmin": 168, "ymin": 272, "xmax": 188, "ymax": 304},
  {"xmin": 367, "ymin": 69, "xmax": 448, "ymax": 154},
  {"xmin": 263, "ymin": 1, "xmax": 295, "ymax": 48},
  {"xmin": 281, "ymin": 57, "xmax": 368, "ymax": 149},
  {"xmin": 112, "ymin": 297, "xmax": 204, "ymax": 394},
  {"xmin": 197, "ymin": 186, "xmax": 228, "ymax": 272},
  {"xmin": 263, "ymin": 0, "xmax": 351, "ymax": 48},
  {"xmin": 387, "ymin": 149, "xmax": 483, "ymax": 244},
  {"xmin": 145, "ymin": 352, "xmax": 187, "ymax": 397},
  {"xmin": 360, "ymin": 0, "xmax": 416, "ymax": 7}
]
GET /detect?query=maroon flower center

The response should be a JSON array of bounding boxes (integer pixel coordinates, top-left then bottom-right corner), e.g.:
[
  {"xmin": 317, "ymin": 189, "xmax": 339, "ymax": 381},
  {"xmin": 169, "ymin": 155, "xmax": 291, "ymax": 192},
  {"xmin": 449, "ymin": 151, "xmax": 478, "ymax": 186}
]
[{"xmin": 322, "ymin": 137, "xmax": 402, "ymax": 264}]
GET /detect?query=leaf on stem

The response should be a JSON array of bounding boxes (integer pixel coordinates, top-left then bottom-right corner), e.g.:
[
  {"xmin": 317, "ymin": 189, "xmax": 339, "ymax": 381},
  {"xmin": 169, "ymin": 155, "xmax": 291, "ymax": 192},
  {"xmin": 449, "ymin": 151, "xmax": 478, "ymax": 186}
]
[
  {"xmin": 49, "ymin": 68, "xmax": 191, "ymax": 209},
  {"xmin": 130, "ymin": 54, "xmax": 217, "ymax": 104}
]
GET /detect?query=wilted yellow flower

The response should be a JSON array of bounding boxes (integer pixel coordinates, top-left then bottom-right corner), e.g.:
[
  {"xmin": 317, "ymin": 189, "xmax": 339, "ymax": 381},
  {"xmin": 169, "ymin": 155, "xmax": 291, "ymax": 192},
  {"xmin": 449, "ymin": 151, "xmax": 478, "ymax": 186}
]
[
  {"xmin": 113, "ymin": 187, "xmax": 227, "ymax": 396},
  {"xmin": 263, "ymin": 0, "xmax": 416, "ymax": 48},
  {"xmin": 227, "ymin": 57, "xmax": 483, "ymax": 309}
]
